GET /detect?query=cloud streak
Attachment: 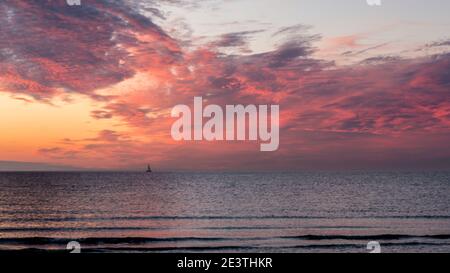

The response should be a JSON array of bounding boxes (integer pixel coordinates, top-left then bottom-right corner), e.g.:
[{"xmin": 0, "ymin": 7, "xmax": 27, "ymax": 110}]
[{"xmin": 1, "ymin": 0, "xmax": 449, "ymax": 170}]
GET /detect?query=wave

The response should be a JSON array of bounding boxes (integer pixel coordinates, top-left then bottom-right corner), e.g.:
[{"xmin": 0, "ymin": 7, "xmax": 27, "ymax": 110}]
[
  {"xmin": 1, "ymin": 233, "xmax": 449, "ymax": 246},
  {"xmin": 202, "ymin": 226, "xmax": 375, "ymax": 230},
  {"xmin": 0, "ymin": 227, "xmax": 163, "ymax": 232},
  {"xmin": 0, "ymin": 236, "xmax": 241, "ymax": 245},
  {"xmin": 0, "ymin": 226, "xmax": 373, "ymax": 232},
  {"xmin": 283, "ymin": 234, "xmax": 450, "ymax": 240},
  {"xmin": 2, "ymin": 242, "xmax": 450, "ymax": 253},
  {"xmin": 285, "ymin": 241, "xmax": 450, "ymax": 250},
  {"xmin": 1, "ymin": 214, "xmax": 450, "ymax": 222},
  {"xmin": 0, "ymin": 245, "xmax": 255, "ymax": 253}
]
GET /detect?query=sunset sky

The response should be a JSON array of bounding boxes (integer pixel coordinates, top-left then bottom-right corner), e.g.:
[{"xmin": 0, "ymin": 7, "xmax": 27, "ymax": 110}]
[{"xmin": 0, "ymin": 0, "xmax": 449, "ymax": 171}]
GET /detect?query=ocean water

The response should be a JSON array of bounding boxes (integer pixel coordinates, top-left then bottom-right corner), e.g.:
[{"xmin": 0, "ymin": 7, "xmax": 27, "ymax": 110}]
[{"xmin": 0, "ymin": 171, "xmax": 449, "ymax": 253}]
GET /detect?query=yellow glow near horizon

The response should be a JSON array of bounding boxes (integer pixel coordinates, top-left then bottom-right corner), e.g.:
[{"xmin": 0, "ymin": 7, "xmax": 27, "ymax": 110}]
[{"xmin": 0, "ymin": 92, "xmax": 124, "ymax": 161}]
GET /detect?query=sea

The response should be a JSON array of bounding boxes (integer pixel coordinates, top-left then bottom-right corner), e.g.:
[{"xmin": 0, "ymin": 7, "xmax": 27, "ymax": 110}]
[{"xmin": 0, "ymin": 171, "xmax": 449, "ymax": 253}]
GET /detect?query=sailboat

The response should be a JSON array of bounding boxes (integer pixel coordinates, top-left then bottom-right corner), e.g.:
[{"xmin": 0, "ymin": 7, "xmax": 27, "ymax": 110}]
[{"xmin": 146, "ymin": 164, "xmax": 152, "ymax": 173}]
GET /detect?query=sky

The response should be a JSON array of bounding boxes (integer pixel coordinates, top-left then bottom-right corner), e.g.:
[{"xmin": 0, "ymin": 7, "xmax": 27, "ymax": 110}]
[{"xmin": 0, "ymin": 0, "xmax": 449, "ymax": 171}]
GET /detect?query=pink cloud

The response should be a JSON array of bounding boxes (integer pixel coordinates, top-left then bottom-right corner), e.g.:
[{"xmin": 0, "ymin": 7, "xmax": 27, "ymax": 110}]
[{"xmin": 1, "ymin": 1, "xmax": 449, "ymax": 170}]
